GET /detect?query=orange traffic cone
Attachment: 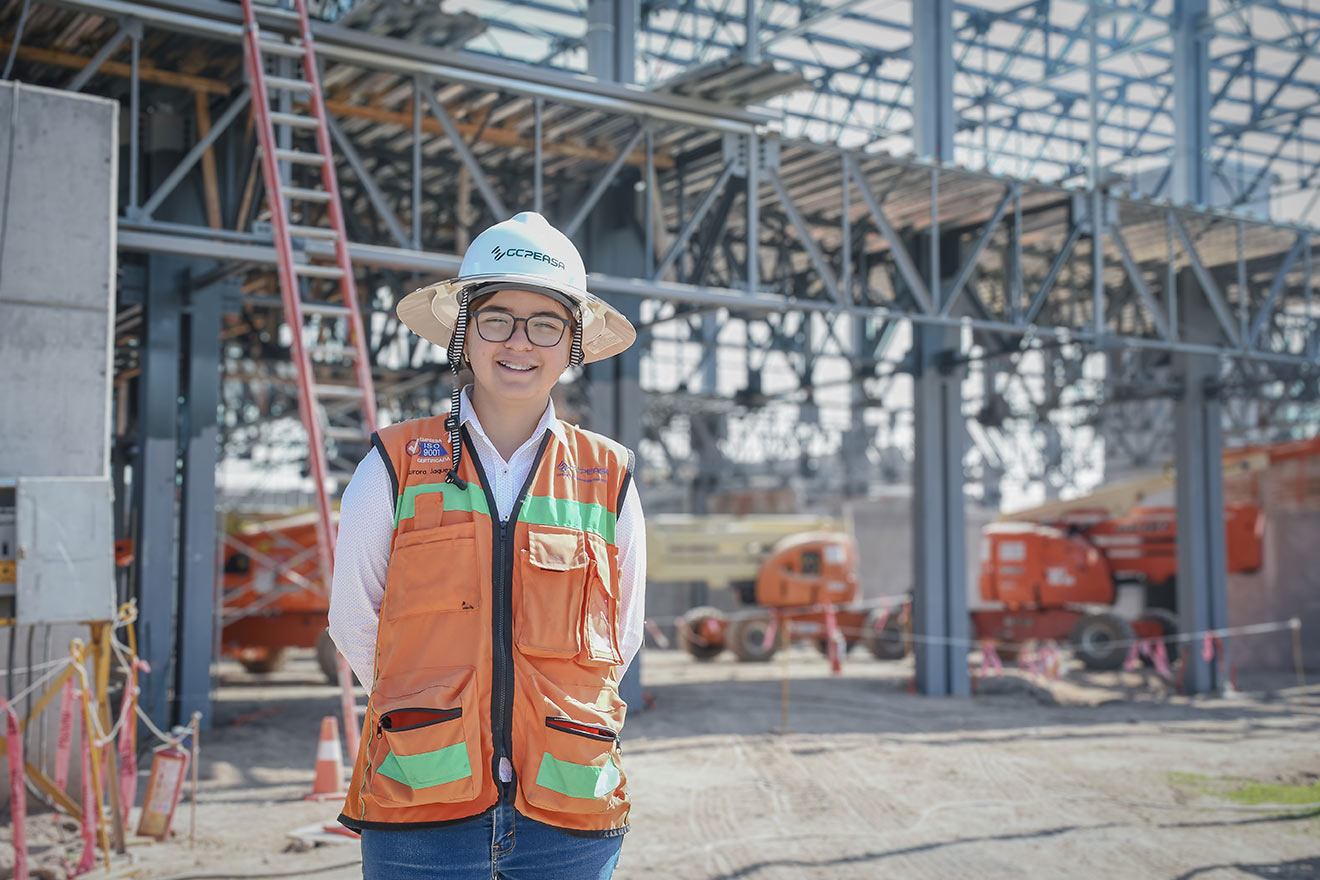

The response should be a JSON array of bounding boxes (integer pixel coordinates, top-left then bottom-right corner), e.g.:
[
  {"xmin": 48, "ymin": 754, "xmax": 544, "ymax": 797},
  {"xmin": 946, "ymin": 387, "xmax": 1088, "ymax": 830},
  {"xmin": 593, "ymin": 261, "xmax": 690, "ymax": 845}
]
[{"xmin": 305, "ymin": 716, "xmax": 346, "ymax": 801}]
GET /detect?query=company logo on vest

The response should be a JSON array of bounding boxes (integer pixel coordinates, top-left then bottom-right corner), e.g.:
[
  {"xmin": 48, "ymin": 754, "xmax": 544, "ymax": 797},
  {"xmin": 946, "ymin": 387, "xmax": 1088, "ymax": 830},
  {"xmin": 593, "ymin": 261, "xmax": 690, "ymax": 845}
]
[
  {"xmin": 556, "ymin": 460, "xmax": 608, "ymax": 483},
  {"xmin": 406, "ymin": 438, "xmax": 451, "ymax": 463}
]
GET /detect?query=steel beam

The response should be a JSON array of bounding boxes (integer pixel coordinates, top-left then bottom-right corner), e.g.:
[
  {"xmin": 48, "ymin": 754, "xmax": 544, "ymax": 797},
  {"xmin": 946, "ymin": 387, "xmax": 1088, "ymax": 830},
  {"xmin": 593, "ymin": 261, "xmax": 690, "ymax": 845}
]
[
  {"xmin": 1171, "ymin": 214, "xmax": 1244, "ymax": 348},
  {"xmin": 139, "ymin": 89, "xmax": 250, "ymax": 221},
  {"xmin": 651, "ymin": 163, "xmax": 735, "ymax": 281},
  {"xmin": 940, "ymin": 186, "xmax": 1013, "ymax": 317},
  {"xmin": 113, "ymin": 222, "xmax": 1320, "ymax": 367},
  {"xmin": 420, "ymin": 85, "xmax": 508, "ymax": 220},
  {"xmin": 846, "ymin": 155, "xmax": 933, "ymax": 314},
  {"xmin": 767, "ymin": 169, "xmax": 842, "ymax": 304},
  {"xmin": 1109, "ymin": 225, "xmax": 1173, "ymax": 340},
  {"xmin": 325, "ymin": 113, "xmax": 411, "ymax": 249},
  {"xmin": 1247, "ymin": 234, "xmax": 1304, "ymax": 348},
  {"xmin": 564, "ymin": 125, "xmax": 646, "ymax": 238},
  {"xmin": 66, "ymin": 23, "xmax": 134, "ymax": 93}
]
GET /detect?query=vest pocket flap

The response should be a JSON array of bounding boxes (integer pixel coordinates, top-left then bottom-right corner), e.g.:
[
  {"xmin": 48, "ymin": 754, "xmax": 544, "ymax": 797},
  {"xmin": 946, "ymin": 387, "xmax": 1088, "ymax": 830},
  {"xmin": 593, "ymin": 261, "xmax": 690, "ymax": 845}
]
[
  {"xmin": 527, "ymin": 529, "xmax": 586, "ymax": 572},
  {"xmin": 515, "ymin": 528, "xmax": 588, "ymax": 658},
  {"xmin": 384, "ymin": 522, "xmax": 480, "ymax": 620}
]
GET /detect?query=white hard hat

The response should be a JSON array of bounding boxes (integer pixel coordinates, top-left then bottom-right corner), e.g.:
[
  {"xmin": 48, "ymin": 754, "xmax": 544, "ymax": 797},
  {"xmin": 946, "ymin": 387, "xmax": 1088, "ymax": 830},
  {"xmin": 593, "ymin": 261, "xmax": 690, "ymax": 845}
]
[{"xmin": 396, "ymin": 212, "xmax": 635, "ymax": 363}]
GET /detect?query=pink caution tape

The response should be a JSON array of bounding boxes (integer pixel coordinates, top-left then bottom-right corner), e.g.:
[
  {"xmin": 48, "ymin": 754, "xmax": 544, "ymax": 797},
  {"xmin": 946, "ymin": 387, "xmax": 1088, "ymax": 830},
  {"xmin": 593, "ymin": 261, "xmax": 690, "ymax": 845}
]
[
  {"xmin": 1151, "ymin": 640, "xmax": 1173, "ymax": 680},
  {"xmin": 1123, "ymin": 640, "xmax": 1142, "ymax": 672},
  {"xmin": 1040, "ymin": 642, "xmax": 1062, "ymax": 680},
  {"xmin": 1016, "ymin": 641, "xmax": 1036, "ymax": 679},
  {"xmin": 75, "ymin": 694, "xmax": 96, "ymax": 875},
  {"xmin": 4, "ymin": 699, "xmax": 29, "ymax": 880},
  {"xmin": 54, "ymin": 677, "xmax": 77, "ymax": 794},
  {"xmin": 116, "ymin": 680, "xmax": 138, "ymax": 826},
  {"xmin": 978, "ymin": 640, "xmax": 1004, "ymax": 677},
  {"xmin": 759, "ymin": 613, "xmax": 779, "ymax": 653},
  {"xmin": 823, "ymin": 604, "xmax": 842, "ymax": 674}
]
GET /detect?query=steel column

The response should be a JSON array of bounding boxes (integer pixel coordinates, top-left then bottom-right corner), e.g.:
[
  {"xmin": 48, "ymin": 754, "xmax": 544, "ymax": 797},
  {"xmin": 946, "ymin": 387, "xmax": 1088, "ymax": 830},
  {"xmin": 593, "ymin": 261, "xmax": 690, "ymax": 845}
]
[
  {"xmin": 1172, "ymin": 0, "xmax": 1211, "ymax": 205},
  {"xmin": 134, "ymin": 256, "xmax": 182, "ymax": 727},
  {"xmin": 909, "ymin": 0, "xmax": 967, "ymax": 698},
  {"xmin": 175, "ymin": 273, "xmax": 224, "ymax": 729},
  {"xmin": 1174, "ymin": 351, "xmax": 1227, "ymax": 695}
]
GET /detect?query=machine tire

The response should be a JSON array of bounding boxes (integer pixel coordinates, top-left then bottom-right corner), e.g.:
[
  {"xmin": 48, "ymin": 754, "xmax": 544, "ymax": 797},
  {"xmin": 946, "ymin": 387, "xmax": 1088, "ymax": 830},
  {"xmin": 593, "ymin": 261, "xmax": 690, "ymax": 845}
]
[
  {"xmin": 728, "ymin": 616, "xmax": 777, "ymax": 663},
  {"xmin": 316, "ymin": 628, "xmax": 359, "ymax": 686},
  {"xmin": 239, "ymin": 648, "xmax": 285, "ymax": 675},
  {"xmin": 1070, "ymin": 613, "xmax": 1135, "ymax": 670},
  {"xmin": 678, "ymin": 607, "xmax": 726, "ymax": 661},
  {"xmin": 863, "ymin": 608, "xmax": 907, "ymax": 661}
]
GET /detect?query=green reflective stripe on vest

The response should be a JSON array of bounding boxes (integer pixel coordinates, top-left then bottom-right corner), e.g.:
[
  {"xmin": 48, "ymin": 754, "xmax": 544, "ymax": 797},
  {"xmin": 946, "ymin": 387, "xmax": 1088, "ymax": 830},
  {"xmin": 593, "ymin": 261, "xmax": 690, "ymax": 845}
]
[
  {"xmin": 520, "ymin": 496, "xmax": 617, "ymax": 544},
  {"xmin": 535, "ymin": 753, "xmax": 620, "ymax": 800},
  {"xmin": 376, "ymin": 743, "xmax": 472, "ymax": 789},
  {"xmin": 394, "ymin": 482, "xmax": 490, "ymax": 526}
]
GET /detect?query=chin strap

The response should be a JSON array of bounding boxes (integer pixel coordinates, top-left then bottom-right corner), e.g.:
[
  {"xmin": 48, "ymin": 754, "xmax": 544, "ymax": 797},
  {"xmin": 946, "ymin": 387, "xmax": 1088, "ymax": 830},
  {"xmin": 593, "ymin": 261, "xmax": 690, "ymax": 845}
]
[
  {"xmin": 444, "ymin": 290, "xmax": 469, "ymax": 490},
  {"xmin": 569, "ymin": 316, "xmax": 584, "ymax": 367}
]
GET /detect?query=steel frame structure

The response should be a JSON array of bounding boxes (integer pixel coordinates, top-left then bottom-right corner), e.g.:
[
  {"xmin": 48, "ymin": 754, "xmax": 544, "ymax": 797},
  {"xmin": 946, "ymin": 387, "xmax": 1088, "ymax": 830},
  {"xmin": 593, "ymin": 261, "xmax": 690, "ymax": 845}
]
[
  {"xmin": 462, "ymin": 0, "xmax": 1320, "ymax": 230},
  {"xmin": 5, "ymin": 0, "xmax": 1314, "ymax": 493},
  {"xmin": 4, "ymin": 0, "xmax": 1318, "ymax": 701}
]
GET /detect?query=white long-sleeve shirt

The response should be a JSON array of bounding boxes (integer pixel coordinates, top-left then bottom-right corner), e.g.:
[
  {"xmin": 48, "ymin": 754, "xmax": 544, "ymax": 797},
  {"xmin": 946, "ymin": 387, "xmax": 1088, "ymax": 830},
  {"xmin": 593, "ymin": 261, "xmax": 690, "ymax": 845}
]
[{"xmin": 328, "ymin": 388, "xmax": 646, "ymax": 692}]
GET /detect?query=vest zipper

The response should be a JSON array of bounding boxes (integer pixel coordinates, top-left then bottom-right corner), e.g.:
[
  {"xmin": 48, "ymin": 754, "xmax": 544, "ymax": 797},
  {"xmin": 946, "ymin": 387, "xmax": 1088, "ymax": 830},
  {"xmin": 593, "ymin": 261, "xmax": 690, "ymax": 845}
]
[{"xmin": 462, "ymin": 427, "xmax": 553, "ymax": 804}]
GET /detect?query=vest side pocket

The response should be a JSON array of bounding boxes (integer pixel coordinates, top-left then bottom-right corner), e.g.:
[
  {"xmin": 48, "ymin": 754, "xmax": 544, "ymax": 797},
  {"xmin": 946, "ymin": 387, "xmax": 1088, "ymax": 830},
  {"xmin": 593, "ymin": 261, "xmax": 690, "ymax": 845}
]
[
  {"xmin": 580, "ymin": 538, "xmax": 623, "ymax": 666},
  {"xmin": 382, "ymin": 522, "xmax": 480, "ymax": 621},
  {"xmin": 515, "ymin": 528, "xmax": 588, "ymax": 658},
  {"xmin": 367, "ymin": 666, "xmax": 481, "ymax": 807},
  {"xmin": 524, "ymin": 718, "xmax": 625, "ymax": 816}
]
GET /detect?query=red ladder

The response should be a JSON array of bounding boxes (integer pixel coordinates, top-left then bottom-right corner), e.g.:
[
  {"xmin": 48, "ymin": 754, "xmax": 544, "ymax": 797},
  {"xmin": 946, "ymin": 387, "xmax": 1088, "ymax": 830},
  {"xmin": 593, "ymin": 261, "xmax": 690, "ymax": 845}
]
[{"xmin": 239, "ymin": 0, "xmax": 378, "ymax": 587}]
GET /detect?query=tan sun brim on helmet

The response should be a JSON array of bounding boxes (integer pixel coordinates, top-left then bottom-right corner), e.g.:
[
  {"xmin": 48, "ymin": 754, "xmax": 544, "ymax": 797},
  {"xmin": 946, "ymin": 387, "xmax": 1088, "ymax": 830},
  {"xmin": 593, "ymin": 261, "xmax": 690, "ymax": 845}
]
[{"xmin": 396, "ymin": 274, "xmax": 636, "ymax": 364}]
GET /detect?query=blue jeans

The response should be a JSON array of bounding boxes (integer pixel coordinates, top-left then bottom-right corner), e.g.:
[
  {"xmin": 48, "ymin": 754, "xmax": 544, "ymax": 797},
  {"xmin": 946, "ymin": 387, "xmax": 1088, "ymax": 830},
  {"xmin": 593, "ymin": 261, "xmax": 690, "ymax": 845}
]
[{"xmin": 360, "ymin": 802, "xmax": 623, "ymax": 880}]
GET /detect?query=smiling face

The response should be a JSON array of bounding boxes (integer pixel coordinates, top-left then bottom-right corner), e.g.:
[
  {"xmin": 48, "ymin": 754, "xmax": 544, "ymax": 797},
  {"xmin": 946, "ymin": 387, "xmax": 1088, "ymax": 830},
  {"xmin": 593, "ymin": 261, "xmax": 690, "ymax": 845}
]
[{"xmin": 464, "ymin": 288, "xmax": 575, "ymax": 408}]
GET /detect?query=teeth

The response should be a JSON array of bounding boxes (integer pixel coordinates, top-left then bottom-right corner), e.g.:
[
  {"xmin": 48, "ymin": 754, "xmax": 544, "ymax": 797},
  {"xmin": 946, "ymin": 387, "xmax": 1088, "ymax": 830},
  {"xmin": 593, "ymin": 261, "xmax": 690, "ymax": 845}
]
[{"xmin": 500, "ymin": 362, "xmax": 535, "ymax": 371}]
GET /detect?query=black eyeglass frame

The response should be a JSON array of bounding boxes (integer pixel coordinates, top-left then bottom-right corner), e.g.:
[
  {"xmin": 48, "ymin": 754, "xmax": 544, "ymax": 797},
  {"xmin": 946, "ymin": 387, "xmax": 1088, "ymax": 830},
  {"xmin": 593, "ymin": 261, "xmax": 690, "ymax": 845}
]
[{"xmin": 471, "ymin": 308, "xmax": 572, "ymax": 347}]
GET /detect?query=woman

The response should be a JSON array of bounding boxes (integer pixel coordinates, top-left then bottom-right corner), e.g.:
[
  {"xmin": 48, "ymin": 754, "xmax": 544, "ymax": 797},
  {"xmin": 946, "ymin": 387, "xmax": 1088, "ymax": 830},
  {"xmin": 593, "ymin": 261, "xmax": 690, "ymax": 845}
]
[{"xmin": 328, "ymin": 212, "xmax": 646, "ymax": 879}]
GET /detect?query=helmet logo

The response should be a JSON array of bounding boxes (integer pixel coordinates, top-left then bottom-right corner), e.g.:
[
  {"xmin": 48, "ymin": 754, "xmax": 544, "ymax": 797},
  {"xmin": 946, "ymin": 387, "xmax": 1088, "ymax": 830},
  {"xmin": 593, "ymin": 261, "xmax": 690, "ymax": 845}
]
[{"xmin": 490, "ymin": 245, "xmax": 566, "ymax": 271}]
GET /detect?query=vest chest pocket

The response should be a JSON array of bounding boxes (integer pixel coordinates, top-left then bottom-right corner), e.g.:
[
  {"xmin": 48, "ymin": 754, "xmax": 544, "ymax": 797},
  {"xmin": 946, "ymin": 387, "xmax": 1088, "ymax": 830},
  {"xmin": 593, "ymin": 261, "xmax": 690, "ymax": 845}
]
[
  {"xmin": 383, "ymin": 522, "xmax": 479, "ymax": 621},
  {"xmin": 515, "ymin": 529, "xmax": 588, "ymax": 659},
  {"xmin": 367, "ymin": 667, "xmax": 481, "ymax": 806}
]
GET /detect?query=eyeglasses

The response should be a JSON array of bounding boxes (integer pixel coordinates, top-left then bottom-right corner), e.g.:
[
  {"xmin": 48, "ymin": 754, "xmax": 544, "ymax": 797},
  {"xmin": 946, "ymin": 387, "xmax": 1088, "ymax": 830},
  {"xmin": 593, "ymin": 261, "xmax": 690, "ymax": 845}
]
[{"xmin": 473, "ymin": 309, "xmax": 570, "ymax": 347}]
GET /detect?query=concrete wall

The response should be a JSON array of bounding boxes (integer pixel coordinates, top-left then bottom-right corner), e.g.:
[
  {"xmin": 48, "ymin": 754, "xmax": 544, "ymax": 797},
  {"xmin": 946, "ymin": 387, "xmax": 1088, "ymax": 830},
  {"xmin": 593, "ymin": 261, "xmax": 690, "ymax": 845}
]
[
  {"xmin": 0, "ymin": 82, "xmax": 118, "ymax": 810},
  {"xmin": 0, "ymin": 82, "xmax": 117, "ymax": 477},
  {"xmin": 1227, "ymin": 458, "xmax": 1320, "ymax": 672}
]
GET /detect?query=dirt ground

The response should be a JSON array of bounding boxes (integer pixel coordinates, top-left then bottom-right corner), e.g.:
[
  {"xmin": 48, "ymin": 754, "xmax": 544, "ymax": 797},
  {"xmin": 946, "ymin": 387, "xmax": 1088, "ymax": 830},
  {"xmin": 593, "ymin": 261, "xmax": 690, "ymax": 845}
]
[{"xmin": 4, "ymin": 646, "xmax": 1319, "ymax": 880}]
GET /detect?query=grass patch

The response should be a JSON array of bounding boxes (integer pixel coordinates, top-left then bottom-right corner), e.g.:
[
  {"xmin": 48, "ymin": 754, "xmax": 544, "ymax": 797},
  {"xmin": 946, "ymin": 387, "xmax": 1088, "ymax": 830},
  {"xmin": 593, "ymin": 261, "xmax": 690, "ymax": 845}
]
[{"xmin": 1170, "ymin": 772, "xmax": 1320, "ymax": 809}]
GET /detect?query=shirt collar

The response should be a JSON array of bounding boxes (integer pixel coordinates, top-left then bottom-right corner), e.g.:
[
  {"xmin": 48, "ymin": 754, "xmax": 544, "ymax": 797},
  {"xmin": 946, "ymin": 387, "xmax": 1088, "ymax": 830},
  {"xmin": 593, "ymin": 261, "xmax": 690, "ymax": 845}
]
[{"xmin": 458, "ymin": 385, "xmax": 567, "ymax": 450}]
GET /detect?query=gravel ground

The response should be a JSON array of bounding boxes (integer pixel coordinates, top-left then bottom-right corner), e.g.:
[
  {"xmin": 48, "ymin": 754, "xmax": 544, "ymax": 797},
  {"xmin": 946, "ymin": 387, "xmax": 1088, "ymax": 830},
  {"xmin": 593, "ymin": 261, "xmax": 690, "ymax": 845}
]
[{"xmin": 3, "ymin": 646, "xmax": 1317, "ymax": 880}]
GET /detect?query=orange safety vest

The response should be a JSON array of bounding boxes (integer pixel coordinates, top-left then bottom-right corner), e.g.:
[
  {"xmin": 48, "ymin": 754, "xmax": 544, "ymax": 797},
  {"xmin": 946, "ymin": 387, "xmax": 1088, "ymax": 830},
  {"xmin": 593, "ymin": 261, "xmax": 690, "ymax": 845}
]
[{"xmin": 338, "ymin": 414, "xmax": 635, "ymax": 837}]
